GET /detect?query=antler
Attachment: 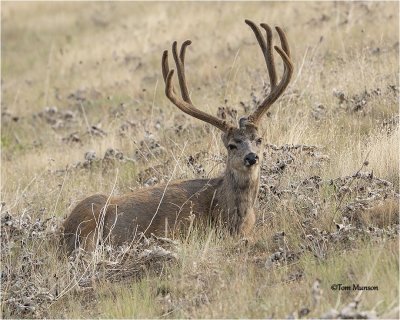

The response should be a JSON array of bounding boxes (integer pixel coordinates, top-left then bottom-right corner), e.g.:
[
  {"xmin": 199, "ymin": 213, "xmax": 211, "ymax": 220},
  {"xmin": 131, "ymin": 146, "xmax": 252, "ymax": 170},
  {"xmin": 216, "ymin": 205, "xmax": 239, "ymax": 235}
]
[
  {"xmin": 245, "ymin": 20, "xmax": 293, "ymax": 125},
  {"xmin": 162, "ymin": 41, "xmax": 232, "ymax": 132}
]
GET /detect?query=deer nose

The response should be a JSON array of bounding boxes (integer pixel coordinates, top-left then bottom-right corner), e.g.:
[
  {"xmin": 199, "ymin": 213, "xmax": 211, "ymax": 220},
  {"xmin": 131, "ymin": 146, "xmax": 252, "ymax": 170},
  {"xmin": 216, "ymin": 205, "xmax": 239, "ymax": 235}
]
[{"xmin": 244, "ymin": 153, "xmax": 259, "ymax": 166}]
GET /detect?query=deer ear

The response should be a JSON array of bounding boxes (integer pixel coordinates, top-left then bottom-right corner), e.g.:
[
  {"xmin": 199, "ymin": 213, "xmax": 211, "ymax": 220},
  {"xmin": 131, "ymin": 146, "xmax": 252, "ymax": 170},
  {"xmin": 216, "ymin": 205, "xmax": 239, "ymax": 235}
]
[
  {"xmin": 221, "ymin": 131, "xmax": 230, "ymax": 147},
  {"xmin": 239, "ymin": 117, "xmax": 248, "ymax": 128}
]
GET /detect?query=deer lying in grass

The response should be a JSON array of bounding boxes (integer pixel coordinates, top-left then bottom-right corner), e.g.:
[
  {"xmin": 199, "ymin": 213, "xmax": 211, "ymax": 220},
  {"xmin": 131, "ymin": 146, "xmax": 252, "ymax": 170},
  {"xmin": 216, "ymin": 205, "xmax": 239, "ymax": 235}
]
[{"xmin": 63, "ymin": 20, "xmax": 293, "ymax": 253}]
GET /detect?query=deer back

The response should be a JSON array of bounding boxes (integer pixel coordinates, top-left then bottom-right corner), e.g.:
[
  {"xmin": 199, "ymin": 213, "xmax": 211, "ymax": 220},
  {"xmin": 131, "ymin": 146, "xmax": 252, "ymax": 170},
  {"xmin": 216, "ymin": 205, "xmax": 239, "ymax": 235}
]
[{"xmin": 62, "ymin": 178, "xmax": 221, "ymax": 252}]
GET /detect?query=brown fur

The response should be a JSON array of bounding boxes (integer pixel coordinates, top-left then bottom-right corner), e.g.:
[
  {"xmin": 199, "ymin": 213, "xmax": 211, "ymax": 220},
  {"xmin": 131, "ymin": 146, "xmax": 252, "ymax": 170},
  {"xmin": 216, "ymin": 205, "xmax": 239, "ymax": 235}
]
[
  {"xmin": 63, "ymin": 126, "xmax": 265, "ymax": 253},
  {"xmin": 63, "ymin": 178, "xmax": 221, "ymax": 252}
]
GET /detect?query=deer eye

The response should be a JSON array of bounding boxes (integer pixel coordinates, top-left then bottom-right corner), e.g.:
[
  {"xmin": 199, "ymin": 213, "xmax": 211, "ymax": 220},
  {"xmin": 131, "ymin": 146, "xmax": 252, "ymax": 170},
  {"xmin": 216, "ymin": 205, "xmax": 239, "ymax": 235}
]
[
  {"xmin": 228, "ymin": 144, "xmax": 237, "ymax": 150},
  {"xmin": 256, "ymin": 138, "xmax": 262, "ymax": 146}
]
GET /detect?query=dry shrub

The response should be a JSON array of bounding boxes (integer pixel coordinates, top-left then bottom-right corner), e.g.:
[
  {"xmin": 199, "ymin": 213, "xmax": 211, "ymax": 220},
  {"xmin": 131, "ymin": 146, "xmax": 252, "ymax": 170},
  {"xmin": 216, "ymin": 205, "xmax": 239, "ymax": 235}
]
[
  {"xmin": 360, "ymin": 198, "xmax": 399, "ymax": 229},
  {"xmin": 0, "ymin": 209, "xmax": 178, "ymax": 318}
]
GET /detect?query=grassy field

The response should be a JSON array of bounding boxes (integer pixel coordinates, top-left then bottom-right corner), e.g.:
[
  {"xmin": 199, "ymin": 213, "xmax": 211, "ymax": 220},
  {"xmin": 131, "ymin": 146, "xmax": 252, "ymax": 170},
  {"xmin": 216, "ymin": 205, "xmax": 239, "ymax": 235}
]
[{"xmin": 1, "ymin": 1, "xmax": 399, "ymax": 318}]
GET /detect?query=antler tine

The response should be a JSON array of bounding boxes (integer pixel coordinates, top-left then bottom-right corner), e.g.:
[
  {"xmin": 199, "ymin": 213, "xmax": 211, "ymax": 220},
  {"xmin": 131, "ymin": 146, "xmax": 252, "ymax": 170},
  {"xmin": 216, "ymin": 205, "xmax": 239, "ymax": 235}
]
[
  {"xmin": 162, "ymin": 45, "xmax": 189, "ymax": 100},
  {"xmin": 275, "ymin": 26, "xmax": 291, "ymax": 57},
  {"xmin": 161, "ymin": 50, "xmax": 169, "ymax": 83},
  {"xmin": 172, "ymin": 41, "xmax": 192, "ymax": 104},
  {"xmin": 162, "ymin": 42, "xmax": 231, "ymax": 132},
  {"xmin": 245, "ymin": 20, "xmax": 294, "ymax": 125},
  {"xmin": 245, "ymin": 20, "xmax": 277, "ymax": 89},
  {"xmin": 179, "ymin": 40, "xmax": 192, "ymax": 65}
]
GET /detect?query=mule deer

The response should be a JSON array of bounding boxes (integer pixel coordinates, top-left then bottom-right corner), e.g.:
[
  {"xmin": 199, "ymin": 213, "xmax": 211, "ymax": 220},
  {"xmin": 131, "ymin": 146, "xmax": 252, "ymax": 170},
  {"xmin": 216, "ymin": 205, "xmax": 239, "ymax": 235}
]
[{"xmin": 63, "ymin": 20, "xmax": 293, "ymax": 253}]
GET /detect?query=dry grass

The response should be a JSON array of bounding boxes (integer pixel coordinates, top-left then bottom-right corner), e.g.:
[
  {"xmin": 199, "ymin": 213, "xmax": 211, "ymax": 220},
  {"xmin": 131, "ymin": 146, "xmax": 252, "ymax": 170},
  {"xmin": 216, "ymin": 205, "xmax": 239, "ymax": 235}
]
[{"xmin": 1, "ymin": 1, "xmax": 399, "ymax": 319}]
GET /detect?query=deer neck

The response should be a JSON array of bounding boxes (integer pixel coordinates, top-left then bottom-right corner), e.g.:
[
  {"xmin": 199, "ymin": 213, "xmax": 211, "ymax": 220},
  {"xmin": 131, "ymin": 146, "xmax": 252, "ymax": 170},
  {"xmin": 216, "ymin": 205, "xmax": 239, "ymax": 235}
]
[
  {"xmin": 224, "ymin": 167, "xmax": 260, "ymax": 206},
  {"xmin": 214, "ymin": 165, "xmax": 260, "ymax": 232}
]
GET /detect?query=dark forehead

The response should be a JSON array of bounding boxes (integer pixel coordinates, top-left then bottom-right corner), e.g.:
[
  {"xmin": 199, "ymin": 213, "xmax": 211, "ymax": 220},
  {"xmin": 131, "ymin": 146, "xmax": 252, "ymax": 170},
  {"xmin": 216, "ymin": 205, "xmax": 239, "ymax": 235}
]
[{"xmin": 228, "ymin": 126, "xmax": 258, "ymax": 140}]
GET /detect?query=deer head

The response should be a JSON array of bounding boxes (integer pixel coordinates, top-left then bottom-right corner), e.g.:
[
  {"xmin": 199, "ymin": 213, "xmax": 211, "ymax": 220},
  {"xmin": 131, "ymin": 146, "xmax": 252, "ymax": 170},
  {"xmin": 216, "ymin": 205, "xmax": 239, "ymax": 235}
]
[{"xmin": 162, "ymin": 20, "xmax": 293, "ymax": 176}]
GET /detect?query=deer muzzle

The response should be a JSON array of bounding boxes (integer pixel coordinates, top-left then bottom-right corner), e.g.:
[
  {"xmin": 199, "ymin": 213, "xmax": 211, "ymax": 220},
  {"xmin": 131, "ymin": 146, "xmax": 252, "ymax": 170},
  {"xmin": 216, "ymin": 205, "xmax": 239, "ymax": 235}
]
[{"xmin": 244, "ymin": 153, "xmax": 259, "ymax": 166}]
